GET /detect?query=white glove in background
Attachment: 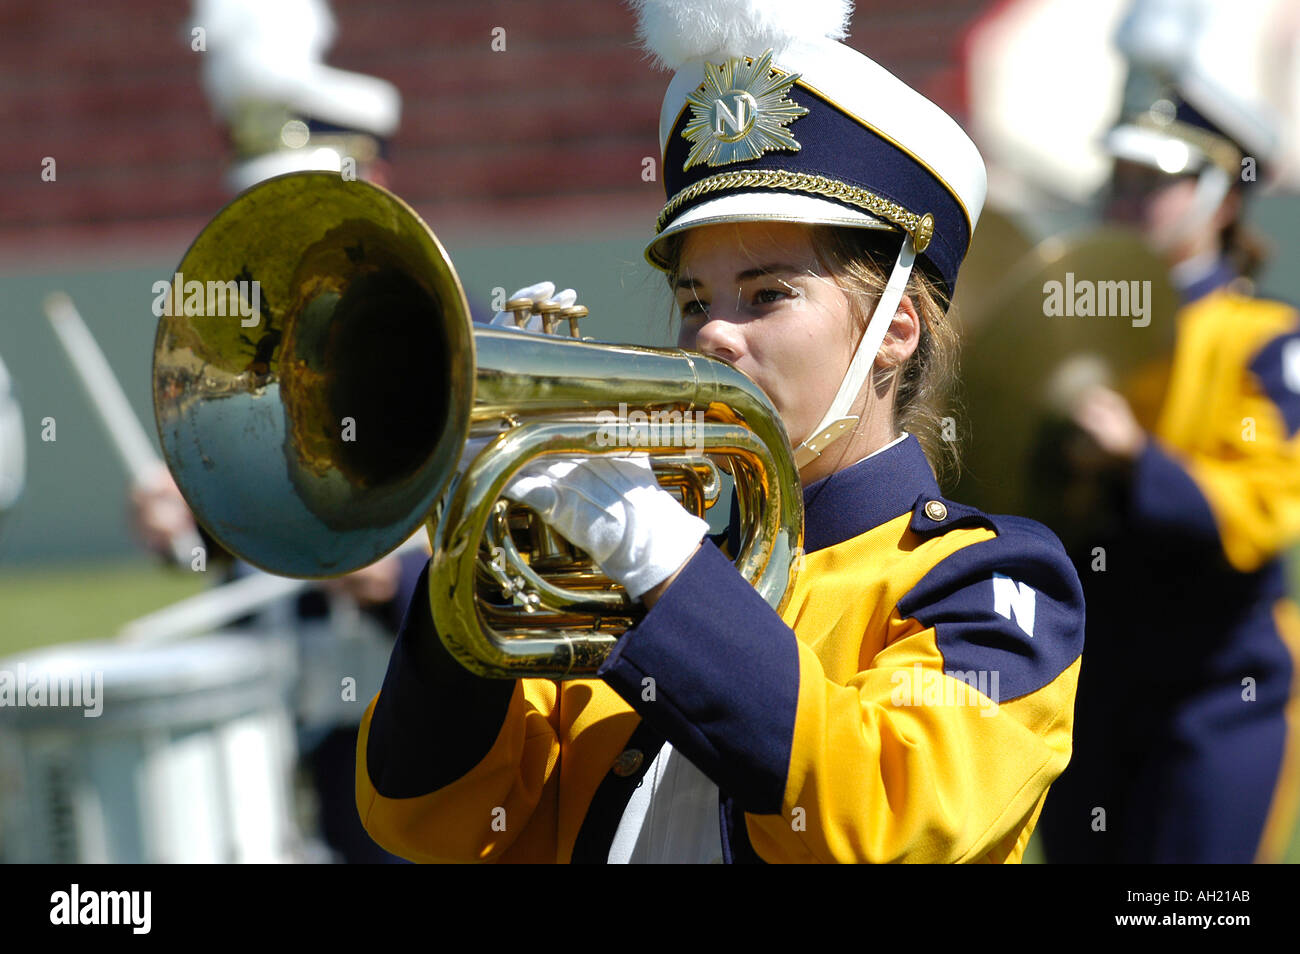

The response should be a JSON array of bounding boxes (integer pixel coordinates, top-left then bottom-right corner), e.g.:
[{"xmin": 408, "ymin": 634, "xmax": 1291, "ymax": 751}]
[
  {"xmin": 489, "ymin": 281, "xmax": 578, "ymax": 332},
  {"xmin": 504, "ymin": 454, "xmax": 708, "ymax": 601}
]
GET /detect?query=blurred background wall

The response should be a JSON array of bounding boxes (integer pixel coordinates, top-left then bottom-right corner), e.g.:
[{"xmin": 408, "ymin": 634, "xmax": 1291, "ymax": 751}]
[
  {"xmin": 0, "ymin": 0, "xmax": 993, "ymax": 573},
  {"xmin": 3, "ymin": 0, "xmax": 1299, "ymax": 593}
]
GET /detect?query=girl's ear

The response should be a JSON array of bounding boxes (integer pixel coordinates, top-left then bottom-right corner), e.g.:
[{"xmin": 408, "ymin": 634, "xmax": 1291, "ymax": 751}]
[{"xmin": 875, "ymin": 294, "xmax": 921, "ymax": 369}]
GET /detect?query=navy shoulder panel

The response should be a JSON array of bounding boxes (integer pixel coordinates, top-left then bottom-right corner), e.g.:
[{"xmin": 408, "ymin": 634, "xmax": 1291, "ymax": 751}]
[
  {"xmin": 896, "ymin": 509, "xmax": 1085, "ymax": 703},
  {"xmin": 1248, "ymin": 326, "xmax": 1300, "ymax": 438},
  {"xmin": 366, "ymin": 561, "xmax": 516, "ymax": 799},
  {"xmin": 906, "ymin": 493, "xmax": 997, "ymax": 538}
]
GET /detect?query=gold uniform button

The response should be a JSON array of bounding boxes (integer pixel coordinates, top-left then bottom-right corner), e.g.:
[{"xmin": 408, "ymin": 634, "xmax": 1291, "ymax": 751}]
[
  {"xmin": 612, "ymin": 749, "xmax": 644, "ymax": 777},
  {"xmin": 924, "ymin": 500, "xmax": 948, "ymax": 521}
]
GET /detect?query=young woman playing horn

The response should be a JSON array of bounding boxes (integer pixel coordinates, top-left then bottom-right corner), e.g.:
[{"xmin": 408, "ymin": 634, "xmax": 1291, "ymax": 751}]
[{"xmin": 356, "ymin": 0, "xmax": 1085, "ymax": 863}]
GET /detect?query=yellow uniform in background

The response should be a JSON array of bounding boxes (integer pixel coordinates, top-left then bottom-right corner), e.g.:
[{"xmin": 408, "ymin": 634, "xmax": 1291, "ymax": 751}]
[{"xmin": 1041, "ymin": 273, "xmax": 1300, "ymax": 862}]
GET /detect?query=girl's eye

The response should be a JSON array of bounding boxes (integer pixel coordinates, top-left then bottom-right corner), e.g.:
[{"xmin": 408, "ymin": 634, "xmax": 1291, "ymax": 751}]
[
  {"xmin": 753, "ymin": 287, "xmax": 790, "ymax": 305},
  {"xmin": 680, "ymin": 299, "xmax": 708, "ymax": 317}
]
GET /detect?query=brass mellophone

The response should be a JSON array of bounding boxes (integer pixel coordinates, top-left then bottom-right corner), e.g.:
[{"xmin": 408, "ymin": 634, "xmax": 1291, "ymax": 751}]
[{"xmin": 152, "ymin": 171, "xmax": 803, "ymax": 678}]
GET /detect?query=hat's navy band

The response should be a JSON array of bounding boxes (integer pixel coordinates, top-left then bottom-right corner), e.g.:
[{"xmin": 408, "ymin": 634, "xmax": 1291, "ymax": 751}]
[
  {"xmin": 659, "ymin": 76, "xmax": 970, "ymax": 295},
  {"xmin": 305, "ymin": 118, "xmax": 390, "ymax": 156}
]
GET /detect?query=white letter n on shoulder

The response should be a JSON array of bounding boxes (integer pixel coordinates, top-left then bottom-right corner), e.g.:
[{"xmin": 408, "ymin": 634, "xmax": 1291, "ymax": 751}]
[{"xmin": 992, "ymin": 573, "xmax": 1036, "ymax": 638}]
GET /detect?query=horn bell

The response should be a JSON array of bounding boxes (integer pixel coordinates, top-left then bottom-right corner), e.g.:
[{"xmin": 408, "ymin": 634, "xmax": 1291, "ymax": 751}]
[{"xmin": 152, "ymin": 171, "xmax": 474, "ymax": 577}]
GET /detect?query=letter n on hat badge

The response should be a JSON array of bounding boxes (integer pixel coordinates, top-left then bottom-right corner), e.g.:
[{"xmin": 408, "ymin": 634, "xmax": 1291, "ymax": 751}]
[{"xmin": 682, "ymin": 50, "xmax": 808, "ymax": 170}]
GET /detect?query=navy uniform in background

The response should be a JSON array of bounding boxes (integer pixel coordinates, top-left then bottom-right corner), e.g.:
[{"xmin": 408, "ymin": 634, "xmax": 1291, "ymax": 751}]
[{"xmin": 1039, "ymin": 26, "xmax": 1300, "ymax": 862}]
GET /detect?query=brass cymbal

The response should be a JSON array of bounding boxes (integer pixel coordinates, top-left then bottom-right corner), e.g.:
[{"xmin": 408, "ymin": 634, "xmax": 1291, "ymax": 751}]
[
  {"xmin": 952, "ymin": 226, "xmax": 1180, "ymax": 532},
  {"xmin": 947, "ymin": 206, "xmax": 1035, "ymax": 337}
]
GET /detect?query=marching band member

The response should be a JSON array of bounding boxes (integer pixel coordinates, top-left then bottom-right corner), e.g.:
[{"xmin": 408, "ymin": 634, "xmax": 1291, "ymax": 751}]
[
  {"xmin": 357, "ymin": 0, "xmax": 1085, "ymax": 863},
  {"xmin": 190, "ymin": 0, "xmax": 400, "ymax": 193},
  {"xmin": 1039, "ymin": 10, "xmax": 1300, "ymax": 863},
  {"xmin": 131, "ymin": 0, "xmax": 415, "ymax": 863}
]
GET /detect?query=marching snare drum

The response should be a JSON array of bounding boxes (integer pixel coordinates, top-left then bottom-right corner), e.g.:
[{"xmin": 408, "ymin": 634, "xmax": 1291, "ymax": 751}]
[{"xmin": 0, "ymin": 633, "xmax": 300, "ymax": 863}]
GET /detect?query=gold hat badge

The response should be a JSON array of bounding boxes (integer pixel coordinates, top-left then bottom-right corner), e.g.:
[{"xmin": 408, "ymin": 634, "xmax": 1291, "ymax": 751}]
[{"xmin": 681, "ymin": 50, "xmax": 808, "ymax": 170}]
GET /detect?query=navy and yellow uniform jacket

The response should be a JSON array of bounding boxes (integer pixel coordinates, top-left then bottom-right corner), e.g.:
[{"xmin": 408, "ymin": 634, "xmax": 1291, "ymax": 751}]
[
  {"xmin": 357, "ymin": 434, "xmax": 1085, "ymax": 863},
  {"xmin": 1042, "ymin": 266, "xmax": 1300, "ymax": 863},
  {"xmin": 1124, "ymin": 274, "xmax": 1300, "ymax": 576}
]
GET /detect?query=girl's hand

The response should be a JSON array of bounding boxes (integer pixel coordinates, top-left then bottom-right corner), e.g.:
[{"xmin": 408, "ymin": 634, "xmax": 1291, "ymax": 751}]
[
  {"xmin": 503, "ymin": 454, "xmax": 708, "ymax": 602},
  {"xmin": 128, "ymin": 462, "xmax": 198, "ymax": 557},
  {"xmin": 1070, "ymin": 385, "xmax": 1148, "ymax": 461},
  {"xmin": 322, "ymin": 555, "xmax": 402, "ymax": 606},
  {"xmin": 489, "ymin": 281, "xmax": 578, "ymax": 333}
]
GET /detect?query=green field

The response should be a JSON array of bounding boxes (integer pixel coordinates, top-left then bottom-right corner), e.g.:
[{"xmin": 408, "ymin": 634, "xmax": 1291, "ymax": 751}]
[
  {"xmin": 2, "ymin": 556, "xmax": 1298, "ymax": 863},
  {"xmin": 0, "ymin": 560, "xmax": 207, "ymax": 656}
]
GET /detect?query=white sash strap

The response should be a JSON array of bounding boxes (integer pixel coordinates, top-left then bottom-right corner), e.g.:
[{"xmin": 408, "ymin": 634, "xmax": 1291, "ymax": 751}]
[
  {"xmin": 794, "ymin": 234, "xmax": 917, "ymax": 469},
  {"xmin": 1180, "ymin": 165, "xmax": 1231, "ymax": 244}
]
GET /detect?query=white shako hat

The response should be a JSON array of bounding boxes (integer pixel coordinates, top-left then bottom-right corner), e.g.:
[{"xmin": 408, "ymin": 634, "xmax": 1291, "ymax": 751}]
[
  {"xmin": 1104, "ymin": 0, "xmax": 1279, "ymax": 237},
  {"xmin": 634, "ymin": 0, "xmax": 987, "ymax": 469},
  {"xmin": 190, "ymin": 0, "xmax": 401, "ymax": 193}
]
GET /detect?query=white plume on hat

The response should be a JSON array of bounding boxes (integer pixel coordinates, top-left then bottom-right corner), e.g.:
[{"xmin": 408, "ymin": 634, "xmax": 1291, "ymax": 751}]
[
  {"xmin": 630, "ymin": 0, "xmax": 853, "ymax": 70},
  {"xmin": 191, "ymin": 0, "xmax": 400, "ymax": 137},
  {"xmin": 1121, "ymin": 0, "xmax": 1280, "ymax": 162},
  {"xmin": 1113, "ymin": 0, "xmax": 1208, "ymax": 73}
]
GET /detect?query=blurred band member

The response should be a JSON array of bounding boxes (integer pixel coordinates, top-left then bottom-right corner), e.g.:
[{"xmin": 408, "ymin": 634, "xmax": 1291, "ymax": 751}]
[
  {"xmin": 1040, "ymin": 8, "xmax": 1300, "ymax": 862},
  {"xmin": 131, "ymin": 0, "xmax": 416, "ymax": 862}
]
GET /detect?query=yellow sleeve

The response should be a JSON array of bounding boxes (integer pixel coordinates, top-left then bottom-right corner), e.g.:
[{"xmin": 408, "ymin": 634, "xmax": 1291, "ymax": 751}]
[
  {"xmin": 751, "ymin": 518, "xmax": 1082, "ymax": 863},
  {"xmin": 597, "ymin": 520, "xmax": 1085, "ymax": 863},
  {"xmin": 746, "ymin": 631, "xmax": 1080, "ymax": 863},
  {"xmin": 355, "ymin": 563, "xmax": 561, "ymax": 863},
  {"xmin": 1134, "ymin": 320, "xmax": 1300, "ymax": 572}
]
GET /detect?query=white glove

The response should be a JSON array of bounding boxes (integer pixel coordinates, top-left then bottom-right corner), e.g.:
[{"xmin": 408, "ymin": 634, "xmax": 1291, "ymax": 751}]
[
  {"xmin": 489, "ymin": 281, "xmax": 577, "ymax": 333},
  {"xmin": 503, "ymin": 454, "xmax": 708, "ymax": 601}
]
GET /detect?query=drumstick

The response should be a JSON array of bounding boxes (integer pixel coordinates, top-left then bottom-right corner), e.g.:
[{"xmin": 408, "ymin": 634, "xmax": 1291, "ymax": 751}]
[
  {"xmin": 117, "ymin": 571, "xmax": 310, "ymax": 644},
  {"xmin": 117, "ymin": 532, "xmax": 430, "ymax": 644},
  {"xmin": 43, "ymin": 291, "xmax": 204, "ymax": 568}
]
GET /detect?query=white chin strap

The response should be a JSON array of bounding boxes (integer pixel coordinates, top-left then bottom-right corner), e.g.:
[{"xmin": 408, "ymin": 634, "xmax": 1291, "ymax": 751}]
[
  {"xmin": 793, "ymin": 232, "xmax": 916, "ymax": 470},
  {"xmin": 1156, "ymin": 164, "xmax": 1231, "ymax": 255}
]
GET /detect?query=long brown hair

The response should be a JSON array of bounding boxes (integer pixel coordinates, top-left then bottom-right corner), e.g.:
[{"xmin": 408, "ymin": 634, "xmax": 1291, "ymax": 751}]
[{"xmin": 809, "ymin": 226, "xmax": 962, "ymax": 487}]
